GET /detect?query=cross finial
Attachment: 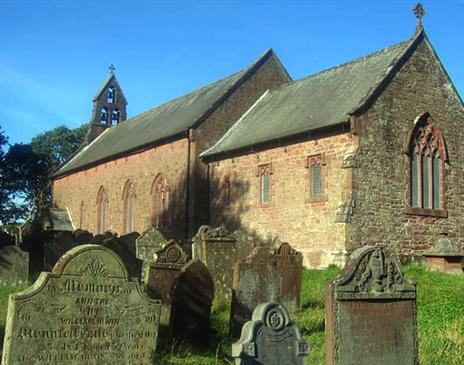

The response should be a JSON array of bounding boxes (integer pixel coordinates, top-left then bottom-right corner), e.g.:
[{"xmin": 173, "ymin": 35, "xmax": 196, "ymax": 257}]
[
  {"xmin": 413, "ymin": 3, "xmax": 425, "ymax": 28},
  {"xmin": 108, "ymin": 64, "xmax": 115, "ymax": 74}
]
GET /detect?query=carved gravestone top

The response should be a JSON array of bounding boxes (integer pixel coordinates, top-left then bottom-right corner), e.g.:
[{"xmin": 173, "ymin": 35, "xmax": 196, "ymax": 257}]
[
  {"xmin": 424, "ymin": 235, "xmax": 463, "ymax": 257},
  {"xmin": 170, "ymin": 259, "xmax": 214, "ymax": 348},
  {"xmin": 196, "ymin": 225, "xmax": 235, "ymax": 242},
  {"xmin": 154, "ymin": 240, "xmax": 188, "ymax": 268},
  {"xmin": 136, "ymin": 227, "xmax": 168, "ymax": 281},
  {"xmin": 145, "ymin": 240, "xmax": 188, "ymax": 305},
  {"xmin": 2, "ymin": 244, "xmax": 161, "ymax": 365},
  {"xmin": 334, "ymin": 245, "xmax": 416, "ymax": 299},
  {"xmin": 326, "ymin": 246, "xmax": 417, "ymax": 365},
  {"xmin": 232, "ymin": 302, "xmax": 309, "ymax": 365},
  {"xmin": 0, "ymin": 246, "xmax": 29, "ymax": 286},
  {"xmin": 230, "ymin": 243, "xmax": 302, "ymax": 337}
]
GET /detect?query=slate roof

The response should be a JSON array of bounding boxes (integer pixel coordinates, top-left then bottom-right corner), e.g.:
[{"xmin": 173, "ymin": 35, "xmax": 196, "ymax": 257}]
[
  {"xmin": 53, "ymin": 49, "xmax": 283, "ymax": 178},
  {"xmin": 46, "ymin": 209, "xmax": 74, "ymax": 231},
  {"xmin": 202, "ymin": 37, "xmax": 414, "ymax": 158}
]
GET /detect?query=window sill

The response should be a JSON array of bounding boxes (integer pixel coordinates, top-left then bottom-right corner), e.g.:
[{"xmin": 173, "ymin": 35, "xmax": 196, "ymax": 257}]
[
  {"xmin": 306, "ymin": 195, "xmax": 328, "ymax": 204},
  {"xmin": 405, "ymin": 207, "xmax": 448, "ymax": 218}
]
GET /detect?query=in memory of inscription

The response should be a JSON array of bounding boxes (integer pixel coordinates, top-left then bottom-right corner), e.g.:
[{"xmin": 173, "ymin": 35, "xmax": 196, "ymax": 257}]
[
  {"xmin": 326, "ymin": 246, "xmax": 418, "ymax": 365},
  {"xmin": 2, "ymin": 244, "xmax": 161, "ymax": 365}
]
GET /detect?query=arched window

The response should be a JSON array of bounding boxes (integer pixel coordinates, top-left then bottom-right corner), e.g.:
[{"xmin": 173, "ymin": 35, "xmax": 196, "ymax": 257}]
[
  {"xmin": 407, "ymin": 114, "xmax": 447, "ymax": 216},
  {"xmin": 100, "ymin": 108, "xmax": 108, "ymax": 124},
  {"xmin": 107, "ymin": 87, "xmax": 115, "ymax": 104},
  {"xmin": 96, "ymin": 186, "xmax": 109, "ymax": 233},
  {"xmin": 112, "ymin": 109, "xmax": 120, "ymax": 124},
  {"xmin": 151, "ymin": 175, "xmax": 169, "ymax": 228},
  {"xmin": 122, "ymin": 180, "xmax": 136, "ymax": 234}
]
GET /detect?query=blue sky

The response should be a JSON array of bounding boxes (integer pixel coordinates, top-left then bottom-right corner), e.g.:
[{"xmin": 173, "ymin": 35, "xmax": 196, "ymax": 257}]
[{"xmin": 1, "ymin": 0, "xmax": 463, "ymax": 145}]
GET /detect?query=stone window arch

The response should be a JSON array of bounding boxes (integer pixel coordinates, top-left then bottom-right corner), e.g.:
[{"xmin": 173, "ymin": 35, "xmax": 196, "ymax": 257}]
[
  {"xmin": 151, "ymin": 174, "xmax": 169, "ymax": 228},
  {"xmin": 122, "ymin": 180, "xmax": 136, "ymax": 234},
  {"xmin": 406, "ymin": 113, "xmax": 447, "ymax": 217},
  {"xmin": 96, "ymin": 186, "xmax": 109, "ymax": 233},
  {"xmin": 112, "ymin": 109, "xmax": 120, "ymax": 124},
  {"xmin": 100, "ymin": 107, "xmax": 109, "ymax": 124},
  {"xmin": 107, "ymin": 87, "xmax": 115, "ymax": 104}
]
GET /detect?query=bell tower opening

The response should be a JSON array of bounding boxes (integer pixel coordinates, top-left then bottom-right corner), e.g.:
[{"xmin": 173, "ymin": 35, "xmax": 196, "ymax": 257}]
[{"xmin": 85, "ymin": 64, "xmax": 128, "ymax": 144}]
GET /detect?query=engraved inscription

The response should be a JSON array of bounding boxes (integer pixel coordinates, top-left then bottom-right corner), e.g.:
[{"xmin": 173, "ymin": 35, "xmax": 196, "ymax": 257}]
[{"xmin": 2, "ymin": 245, "xmax": 161, "ymax": 365}]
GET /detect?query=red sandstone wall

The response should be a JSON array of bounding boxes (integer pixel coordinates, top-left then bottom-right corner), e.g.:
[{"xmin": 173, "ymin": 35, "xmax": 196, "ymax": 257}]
[
  {"xmin": 349, "ymin": 36, "xmax": 464, "ymax": 259},
  {"xmin": 188, "ymin": 53, "xmax": 292, "ymax": 235},
  {"xmin": 209, "ymin": 131, "xmax": 357, "ymax": 268},
  {"xmin": 53, "ymin": 138, "xmax": 189, "ymax": 238}
]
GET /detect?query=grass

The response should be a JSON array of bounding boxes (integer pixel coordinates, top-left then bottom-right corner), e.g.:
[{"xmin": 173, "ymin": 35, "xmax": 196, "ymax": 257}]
[{"xmin": 0, "ymin": 265, "xmax": 463, "ymax": 364}]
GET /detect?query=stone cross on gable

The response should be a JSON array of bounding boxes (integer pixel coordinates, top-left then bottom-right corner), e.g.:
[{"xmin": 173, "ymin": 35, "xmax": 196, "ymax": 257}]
[
  {"xmin": 109, "ymin": 64, "xmax": 116, "ymax": 74},
  {"xmin": 413, "ymin": 3, "xmax": 425, "ymax": 26}
]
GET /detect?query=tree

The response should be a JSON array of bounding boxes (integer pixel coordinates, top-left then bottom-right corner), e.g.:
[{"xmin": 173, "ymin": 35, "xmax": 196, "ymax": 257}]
[
  {"xmin": 0, "ymin": 124, "xmax": 86, "ymax": 223},
  {"xmin": 31, "ymin": 124, "xmax": 87, "ymax": 172}
]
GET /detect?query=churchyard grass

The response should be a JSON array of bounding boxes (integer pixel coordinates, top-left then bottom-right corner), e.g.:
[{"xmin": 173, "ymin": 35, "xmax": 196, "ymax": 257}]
[{"xmin": 0, "ymin": 265, "xmax": 462, "ymax": 364}]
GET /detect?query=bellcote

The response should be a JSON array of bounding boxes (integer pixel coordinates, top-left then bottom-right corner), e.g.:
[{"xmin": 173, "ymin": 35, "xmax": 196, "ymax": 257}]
[{"xmin": 86, "ymin": 65, "xmax": 128, "ymax": 144}]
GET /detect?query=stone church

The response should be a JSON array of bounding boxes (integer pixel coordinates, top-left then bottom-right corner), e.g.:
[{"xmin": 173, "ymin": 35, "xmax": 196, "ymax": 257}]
[{"xmin": 52, "ymin": 11, "xmax": 464, "ymax": 267}]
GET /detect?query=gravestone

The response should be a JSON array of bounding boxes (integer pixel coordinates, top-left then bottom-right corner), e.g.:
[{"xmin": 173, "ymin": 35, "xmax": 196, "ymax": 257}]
[
  {"xmin": 2, "ymin": 244, "xmax": 161, "ymax": 365},
  {"xmin": 193, "ymin": 225, "xmax": 255, "ymax": 299},
  {"xmin": 230, "ymin": 243, "xmax": 302, "ymax": 337},
  {"xmin": 170, "ymin": 259, "xmax": 214, "ymax": 348},
  {"xmin": 136, "ymin": 227, "xmax": 168, "ymax": 281},
  {"xmin": 232, "ymin": 302, "xmax": 309, "ymax": 364},
  {"xmin": 0, "ymin": 246, "xmax": 29, "ymax": 286},
  {"xmin": 423, "ymin": 235, "xmax": 464, "ymax": 274},
  {"xmin": 146, "ymin": 240, "xmax": 188, "ymax": 324},
  {"xmin": 101, "ymin": 236, "xmax": 143, "ymax": 280},
  {"xmin": 326, "ymin": 246, "xmax": 417, "ymax": 365},
  {"xmin": 43, "ymin": 229, "xmax": 93, "ymax": 271}
]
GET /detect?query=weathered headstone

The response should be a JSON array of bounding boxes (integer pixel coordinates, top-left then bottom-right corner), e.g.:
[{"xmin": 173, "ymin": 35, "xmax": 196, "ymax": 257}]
[
  {"xmin": 2, "ymin": 244, "xmax": 161, "ymax": 365},
  {"xmin": 230, "ymin": 243, "xmax": 302, "ymax": 337},
  {"xmin": 423, "ymin": 234, "xmax": 464, "ymax": 274},
  {"xmin": 101, "ymin": 235, "xmax": 143, "ymax": 280},
  {"xmin": 0, "ymin": 246, "xmax": 29, "ymax": 286},
  {"xmin": 193, "ymin": 225, "xmax": 255, "ymax": 299},
  {"xmin": 326, "ymin": 246, "xmax": 417, "ymax": 365},
  {"xmin": 136, "ymin": 227, "xmax": 168, "ymax": 281},
  {"xmin": 232, "ymin": 302, "xmax": 309, "ymax": 364},
  {"xmin": 170, "ymin": 259, "xmax": 214, "ymax": 348},
  {"xmin": 146, "ymin": 240, "xmax": 188, "ymax": 324},
  {"xmin": 43, "ymin": 229, "xmax": 93, "ymax": 271}
]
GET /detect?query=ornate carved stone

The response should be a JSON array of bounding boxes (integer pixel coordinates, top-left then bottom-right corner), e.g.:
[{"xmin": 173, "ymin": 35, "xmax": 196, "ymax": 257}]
[
  {"xmin": 136, "ymin": 227, "xmax": 168, "ymax": 281},
  {"xmin": 326, "ymin": 246, "xmax": 417, "ymax": 365},
  {"xmin": 232, "ymin": 302, "xmax": 309, "ymax": 364},
  {"xmin": 335, "ymin": 246, "xmax": 416, "ymax": 299}
]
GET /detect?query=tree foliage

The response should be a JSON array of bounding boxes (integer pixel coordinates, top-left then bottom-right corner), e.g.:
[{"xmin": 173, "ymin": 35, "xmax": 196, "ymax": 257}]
[{"xmin": 0, "ymin": 124, "xmax": 86, "ymax": 224}]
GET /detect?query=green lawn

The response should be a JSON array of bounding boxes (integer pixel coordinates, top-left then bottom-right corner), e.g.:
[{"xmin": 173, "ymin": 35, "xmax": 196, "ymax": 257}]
[{"xmin": 1, "ymin": 265, "xmax": 463, "ymax": 364}]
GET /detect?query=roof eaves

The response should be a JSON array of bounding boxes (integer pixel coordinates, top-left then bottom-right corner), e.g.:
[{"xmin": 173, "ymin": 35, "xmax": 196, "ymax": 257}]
[
  {"xmin": 51, "ymin": 130, "xmax": 188, "ymax": 179},
  {"xmin": 202, "ymin": 120, "xmax": 350, "ymax": 162},
  {"xmin": 51, "ymin": 128, "xmax": 110, "ymax": 178}
]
